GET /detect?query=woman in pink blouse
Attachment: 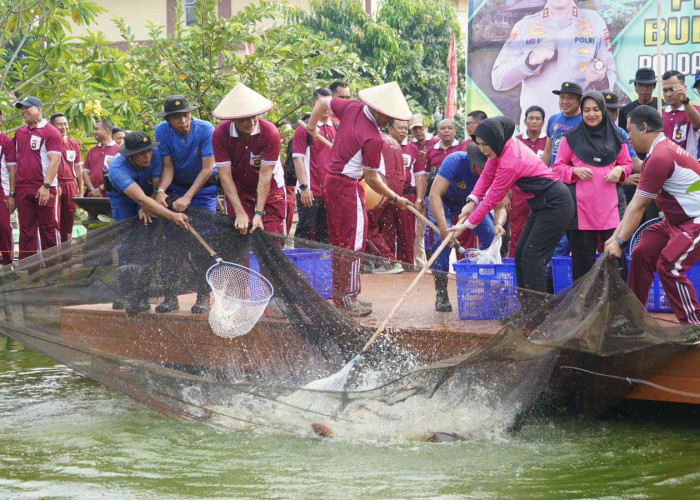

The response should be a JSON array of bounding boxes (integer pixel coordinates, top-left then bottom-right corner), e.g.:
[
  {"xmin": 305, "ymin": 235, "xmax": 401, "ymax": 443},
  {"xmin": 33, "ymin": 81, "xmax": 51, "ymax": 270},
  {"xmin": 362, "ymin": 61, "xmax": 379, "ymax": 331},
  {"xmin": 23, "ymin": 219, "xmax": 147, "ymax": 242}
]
[
  {"xmin": 553, "ymin": 91, "xmax": 632, "ymax": 281},
  {"xmin": 461, "ymin": 116, "xmax": 574, "ymax": 295}
]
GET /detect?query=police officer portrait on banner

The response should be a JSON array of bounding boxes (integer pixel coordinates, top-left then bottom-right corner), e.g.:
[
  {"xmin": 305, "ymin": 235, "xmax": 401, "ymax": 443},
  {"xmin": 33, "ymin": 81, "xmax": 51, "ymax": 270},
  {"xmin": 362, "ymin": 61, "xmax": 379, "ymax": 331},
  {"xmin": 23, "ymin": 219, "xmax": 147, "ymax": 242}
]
[{"xmin": 492, "ymin": 0, "xmax": 616, "ymax": 128}]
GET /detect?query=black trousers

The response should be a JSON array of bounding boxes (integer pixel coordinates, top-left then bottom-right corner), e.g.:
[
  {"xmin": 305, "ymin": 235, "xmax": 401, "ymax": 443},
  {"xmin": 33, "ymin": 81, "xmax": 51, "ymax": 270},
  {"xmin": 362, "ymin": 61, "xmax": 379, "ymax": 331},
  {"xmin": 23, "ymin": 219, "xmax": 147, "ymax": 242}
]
[
  {"xmin": 567, "ymin": 229, "xmax": 628, "ymax": 282},
  {"xmin": 515, "ymin": 182, "xmax": 574, "ymax": 293},
  {"xmin": 295, "ymin": 195, "xmax": 329, "ymax": 244}
]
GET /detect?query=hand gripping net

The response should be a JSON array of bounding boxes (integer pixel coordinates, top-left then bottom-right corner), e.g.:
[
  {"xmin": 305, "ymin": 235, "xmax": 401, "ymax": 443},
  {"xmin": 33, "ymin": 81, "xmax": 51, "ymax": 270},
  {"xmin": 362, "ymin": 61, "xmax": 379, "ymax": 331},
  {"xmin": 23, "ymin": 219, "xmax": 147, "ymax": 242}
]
[{"xmin": 206, "ymin": 261, "xmax": 274, "ymax": 338}]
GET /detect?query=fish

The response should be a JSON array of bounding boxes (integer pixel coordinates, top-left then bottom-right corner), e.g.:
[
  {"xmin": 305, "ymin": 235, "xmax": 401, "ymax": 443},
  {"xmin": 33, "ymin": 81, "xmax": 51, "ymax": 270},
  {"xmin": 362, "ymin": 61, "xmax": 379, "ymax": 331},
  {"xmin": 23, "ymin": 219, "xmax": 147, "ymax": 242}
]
[
  {"xmin": 421, "ymin": 432, "xmax": 465, "ymax": 443},
  {"xmin": 311, "ymin": 422, "xmax": 335, "ymax": 438}
]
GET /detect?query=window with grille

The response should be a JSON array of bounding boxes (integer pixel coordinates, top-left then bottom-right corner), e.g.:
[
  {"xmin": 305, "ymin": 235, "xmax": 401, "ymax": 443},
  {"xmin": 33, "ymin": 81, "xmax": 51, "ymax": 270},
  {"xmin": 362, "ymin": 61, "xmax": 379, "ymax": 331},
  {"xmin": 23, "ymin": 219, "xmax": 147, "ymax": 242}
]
[{"xmin": 184, "ymin": 0, "xmax": 197, "ymax": 26}]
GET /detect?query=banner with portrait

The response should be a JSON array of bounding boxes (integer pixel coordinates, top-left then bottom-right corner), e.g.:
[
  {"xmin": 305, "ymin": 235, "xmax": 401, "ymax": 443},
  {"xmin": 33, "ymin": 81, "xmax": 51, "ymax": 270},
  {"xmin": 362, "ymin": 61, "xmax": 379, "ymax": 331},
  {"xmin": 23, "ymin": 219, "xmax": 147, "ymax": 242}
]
[{"xmin": 466, "ymin": 0, "xmax": 700, "ymax": 129}]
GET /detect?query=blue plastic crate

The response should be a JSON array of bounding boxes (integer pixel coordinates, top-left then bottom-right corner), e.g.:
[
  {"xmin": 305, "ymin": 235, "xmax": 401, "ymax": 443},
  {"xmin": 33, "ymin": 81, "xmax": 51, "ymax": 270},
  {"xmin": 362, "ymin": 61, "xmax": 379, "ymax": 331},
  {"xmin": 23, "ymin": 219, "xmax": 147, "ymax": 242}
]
[
  {"xmin": 551, "ymin": 256, "xmax": 573, "ymax": 294},
  {"xmin": 453, "ymin": 260, "xmax": 520, "ymax": 320},
  {"xmin": 249, "ymin": 249, "xmax": 333, "ymax": 299},
  {"xmin": 551, "ymin": 254, "xmax": 611, "ymax": 294},
  {"xmin": 642, "ymin": 265, "xmax": 700, "ymax": 313},
  {"xmin": 552, "ymin": 254, "xmax": 700, "ymax": 313}
]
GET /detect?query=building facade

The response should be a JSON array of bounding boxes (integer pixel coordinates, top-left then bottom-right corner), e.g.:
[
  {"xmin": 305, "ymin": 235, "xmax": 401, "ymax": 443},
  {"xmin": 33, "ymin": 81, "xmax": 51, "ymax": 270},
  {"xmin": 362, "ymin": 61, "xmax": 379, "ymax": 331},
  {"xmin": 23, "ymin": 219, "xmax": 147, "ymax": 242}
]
[{"xmin": 71, "ymin": 0, "xmax": 468, "ymax": 44}]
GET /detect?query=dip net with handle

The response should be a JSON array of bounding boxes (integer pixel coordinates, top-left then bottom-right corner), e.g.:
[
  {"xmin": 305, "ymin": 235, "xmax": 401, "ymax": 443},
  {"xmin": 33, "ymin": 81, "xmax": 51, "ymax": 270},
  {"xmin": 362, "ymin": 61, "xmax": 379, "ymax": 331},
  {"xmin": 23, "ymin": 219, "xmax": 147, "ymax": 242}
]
[
  {"xmin": 206, "ymin": 261, "xmax": 273, "ymax": 338},
  {"xmin": 0, "ymin": 208, "xmax": 697, "ymax": 439}
]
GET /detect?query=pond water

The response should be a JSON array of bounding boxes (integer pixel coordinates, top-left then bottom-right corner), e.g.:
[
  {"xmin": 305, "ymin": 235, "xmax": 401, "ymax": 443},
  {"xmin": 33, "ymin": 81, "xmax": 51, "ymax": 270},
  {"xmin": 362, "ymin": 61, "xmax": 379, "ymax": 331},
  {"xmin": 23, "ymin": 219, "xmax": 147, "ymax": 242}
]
[{"xmin": 1, "ymin": 336, "xmax": 699, "ymax": 499}]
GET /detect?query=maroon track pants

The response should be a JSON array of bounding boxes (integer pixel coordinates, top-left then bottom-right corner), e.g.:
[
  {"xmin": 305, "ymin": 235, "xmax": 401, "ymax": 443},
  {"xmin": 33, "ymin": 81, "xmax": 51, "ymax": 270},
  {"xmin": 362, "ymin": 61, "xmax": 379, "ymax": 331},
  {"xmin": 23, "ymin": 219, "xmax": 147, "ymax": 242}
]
[
  {"xmin": 396, "ymin": 193, "xmax": 416, "ymax": 265},
  {"xmin": 16, "ymin": 185, "xmax": 59, "ymax": 260},
  {"xmin": 366, "ymin": 203, "xmax": 396, "ymax": 261},
  {"xmin": 324, "ymin": 173, "xmax": 366, "ymax": 307},
  {"xmin": 629, "ymin": 218, "xmax": 700, "ymax": 324},
  {"xmin": 0, "ymin": 194, "xmax": 12, "ymax": 265},
  {"xmin": 58, "ymin": 180, "xmax": 77, "ymax": 243},
  {"xmin": 224, "ymin": 189, "xmax": 286, "ymax": 235}
]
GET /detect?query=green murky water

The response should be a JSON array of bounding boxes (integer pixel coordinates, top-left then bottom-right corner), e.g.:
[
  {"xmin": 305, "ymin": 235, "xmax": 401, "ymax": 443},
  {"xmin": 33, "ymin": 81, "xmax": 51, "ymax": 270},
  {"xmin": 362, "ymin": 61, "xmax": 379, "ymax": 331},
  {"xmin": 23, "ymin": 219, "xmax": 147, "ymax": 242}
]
[{"xmin": 1, "ymin": 335, "xmax": 699, "ymax": 499}]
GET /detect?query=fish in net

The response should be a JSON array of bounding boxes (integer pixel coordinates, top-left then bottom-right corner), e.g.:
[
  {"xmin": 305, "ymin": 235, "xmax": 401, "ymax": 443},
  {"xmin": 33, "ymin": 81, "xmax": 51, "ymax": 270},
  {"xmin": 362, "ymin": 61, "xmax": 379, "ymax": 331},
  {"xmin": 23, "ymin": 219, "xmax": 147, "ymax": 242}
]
[{"xmin": 0, "ymin": 208, "xmax": 697, "ymax": 440}]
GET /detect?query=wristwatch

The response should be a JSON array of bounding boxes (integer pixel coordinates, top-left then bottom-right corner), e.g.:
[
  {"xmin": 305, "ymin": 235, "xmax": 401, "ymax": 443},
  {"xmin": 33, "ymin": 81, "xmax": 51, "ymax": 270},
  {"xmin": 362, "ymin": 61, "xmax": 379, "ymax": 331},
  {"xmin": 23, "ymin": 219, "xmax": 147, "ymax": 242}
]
[
  {"xmin": 9, "ymin": 192, "xmax": 15, "ymax": 198},
  {"xmin": 416, "ymin": 198, "xmax": 424, "ymax": 204},
  {"xmin": 681, "ymin": 97, "xmax": 691, "ymax": 104},
  {"xmin": 254, "ymin": 209, "xmax": 266, "ymax": 217},
  {"xmin": 299, "ymin": 184, "xmax": 308, "ymax": 191},
  {"xmin": 615, "ymin": 237, "xmax": 628, "ymax": 246},
  {"xmin": 154, "ymin": 188, "xmax": 165, "ymax": 194},
  {"xmin": 390, "ymin": 195, "xmax": 399, "ymax": 204},
  {"xmin": 42, "ymin": 183, "xmax": 51, "ymax": 190}
]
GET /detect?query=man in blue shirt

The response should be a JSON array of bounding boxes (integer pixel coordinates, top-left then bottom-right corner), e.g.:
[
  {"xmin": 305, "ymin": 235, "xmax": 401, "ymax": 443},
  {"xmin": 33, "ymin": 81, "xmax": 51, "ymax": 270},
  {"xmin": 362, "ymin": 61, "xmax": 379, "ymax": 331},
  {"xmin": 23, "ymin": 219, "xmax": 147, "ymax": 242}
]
[
  {"xmin": 427, "ymin": 143, "xmax": 505, "ymax": 312},
  {"xmin": 541, "ymin": 81, "xmax": 583, "ymax": 265},
  {"xmin": 154, "ymin": 95, "xmax": 217, "ymax": 212},
  {"xmin": 542, "ymin": 81, "xmax": 583, "ymax": 167},
  {"xmin": 107, "ymin": 131, "xmax": 189, "ymax": 314},
  {"xmin": 153, "ymin": 96, "xmax": 217, "ymax": 313}
]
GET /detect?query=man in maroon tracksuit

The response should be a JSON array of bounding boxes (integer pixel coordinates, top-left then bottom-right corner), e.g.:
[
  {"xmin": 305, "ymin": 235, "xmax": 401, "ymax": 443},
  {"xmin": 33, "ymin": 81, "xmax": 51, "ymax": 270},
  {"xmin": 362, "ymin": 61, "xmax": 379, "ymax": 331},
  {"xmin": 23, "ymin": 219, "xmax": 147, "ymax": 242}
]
[
  {"xmin": 0, "ymin": 110, "xmax": 16, "ymax": 265},
  {"xmin": 50, "ymin": 113, "xmax": 83, "ymax": 243},
  {"xmin": 212, "ymin": 83, "xmax": 286, "ymax": 235},
  {"xmin": 14, "ymin": 96, "xmax": 62, "ymax": 260},
  {"xmin": 83, "ymin": 119, "xmax": 119, "ymax": 198},
  {"xmin": 390, "ymin": 119, "xmax": 426, "ymax": 266},
  {"xmin": 366, "ymin": 133, "xmax": 405, "ymax": 273},
  {"xmin": 607, "ymin": 105, "xmax": 700, "ymax": 324},
  {"xmin": 307, "ymin": 82, "xmax": 412, "ymax": 316}
]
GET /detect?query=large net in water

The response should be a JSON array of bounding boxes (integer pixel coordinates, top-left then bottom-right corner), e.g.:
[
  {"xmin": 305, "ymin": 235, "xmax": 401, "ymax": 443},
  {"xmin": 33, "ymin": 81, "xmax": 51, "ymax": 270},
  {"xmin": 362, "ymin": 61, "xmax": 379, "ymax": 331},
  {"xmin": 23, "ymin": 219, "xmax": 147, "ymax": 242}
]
[{"xmin": 0, "ymin": 208, "xmax": 697, "ymax": 440}]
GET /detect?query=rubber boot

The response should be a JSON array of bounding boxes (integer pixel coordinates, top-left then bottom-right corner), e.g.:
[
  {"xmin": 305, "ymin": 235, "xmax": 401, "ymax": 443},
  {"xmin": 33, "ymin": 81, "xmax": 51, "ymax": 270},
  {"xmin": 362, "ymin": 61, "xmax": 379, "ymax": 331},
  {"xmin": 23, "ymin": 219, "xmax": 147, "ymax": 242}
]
[
  {"xmin": 155, "ymin": 293, "xmax": 179, "ymax": 313},
  {"xmin": 434, "ymin": 273, "xmax": 452, "ymax": 312},
  {"xmin": 191, "ymin": 292, "xmax": 210, "ymax": 314},
  {"xmin": 126, "ymin": 297, "xmax": 150, "ymax": 315}
]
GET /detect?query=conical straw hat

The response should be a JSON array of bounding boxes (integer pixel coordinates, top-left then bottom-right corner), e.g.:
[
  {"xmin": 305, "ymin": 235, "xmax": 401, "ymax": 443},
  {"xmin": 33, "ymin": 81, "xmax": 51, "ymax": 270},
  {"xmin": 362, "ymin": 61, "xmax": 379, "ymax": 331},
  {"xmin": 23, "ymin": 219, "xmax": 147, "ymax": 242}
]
[
  {"xmin": 358, "ymin": 82, "xmax": 412, "ymax": 121},
  {"xmin": 212, "ymin": 83, "xmax": 273, "ymax": 120}
]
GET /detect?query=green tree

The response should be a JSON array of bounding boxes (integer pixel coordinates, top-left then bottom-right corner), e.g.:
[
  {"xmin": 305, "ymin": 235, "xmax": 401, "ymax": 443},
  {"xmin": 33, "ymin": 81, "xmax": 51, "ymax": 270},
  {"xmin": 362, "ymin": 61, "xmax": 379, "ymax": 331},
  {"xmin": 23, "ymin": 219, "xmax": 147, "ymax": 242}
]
[
  {"xmin": 0, "ymin": 0, "xmax": 107, "ymax": 135},
  {"xmin": 111, "ymin": 0, "xmax": 376, "ymax": 131},
  {"xmin": 296, "ymin": 0, "xmax": 462, "ymax": 119}
]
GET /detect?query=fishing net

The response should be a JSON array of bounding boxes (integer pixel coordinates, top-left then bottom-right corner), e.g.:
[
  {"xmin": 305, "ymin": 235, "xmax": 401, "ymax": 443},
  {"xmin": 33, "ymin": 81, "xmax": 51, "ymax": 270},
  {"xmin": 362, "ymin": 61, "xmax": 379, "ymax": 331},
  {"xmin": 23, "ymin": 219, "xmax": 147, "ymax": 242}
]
[
  {"xmin": 0, "ymin": 208, "xmax": 697, "ymax": 439},
  {"xmin": 206, "ymin": 261, "xmax": 273, "ymax": 338}
]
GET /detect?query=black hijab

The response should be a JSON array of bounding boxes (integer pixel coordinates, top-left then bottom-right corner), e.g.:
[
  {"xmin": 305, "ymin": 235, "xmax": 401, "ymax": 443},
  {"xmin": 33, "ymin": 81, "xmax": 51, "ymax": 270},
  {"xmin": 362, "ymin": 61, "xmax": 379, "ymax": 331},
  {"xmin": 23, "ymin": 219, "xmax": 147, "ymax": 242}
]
[
  {"xmin": 565, "ymin": 91, "xmax": 625, "ymax": 166},
  {"xmin": 471, "ymin": 116, "xmax": 515, "ymax": 157}
]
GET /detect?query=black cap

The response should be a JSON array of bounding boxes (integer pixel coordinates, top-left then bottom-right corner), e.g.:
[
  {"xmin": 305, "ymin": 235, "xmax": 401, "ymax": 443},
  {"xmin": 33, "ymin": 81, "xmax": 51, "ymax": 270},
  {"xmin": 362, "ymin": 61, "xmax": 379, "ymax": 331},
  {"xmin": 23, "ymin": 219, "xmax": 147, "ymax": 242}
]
[
  {"xmin": 601, "ymin": 91, "xmax": 623, "ymax": 109},
  {"xmin": 467, "ymin": 141, "xmax": 488, "ymax": 168},
  {"xmin": 158, "ymin": 95, "xmax": 198, "ymax": 118},
  {"xmin": 629, "ymin": 67, "xmax": 656, "ymax": 85},
  {"xmin": 15, "ymin": 96, "xmax": 43, "ymax": 109},
  {"xmin": 118, "ymin": 131, "xmax": 160, "ymax": 156},
  {"xmin": 552, "ymin": 82, "xmax": 583, "ymax": 97}
]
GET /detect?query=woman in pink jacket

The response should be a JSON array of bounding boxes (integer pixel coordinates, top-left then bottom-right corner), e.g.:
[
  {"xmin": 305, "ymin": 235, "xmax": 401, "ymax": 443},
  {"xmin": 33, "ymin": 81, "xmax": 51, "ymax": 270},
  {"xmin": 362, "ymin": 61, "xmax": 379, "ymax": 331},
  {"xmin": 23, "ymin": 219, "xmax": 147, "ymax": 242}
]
[
  {"xmin": 553, "ymin": 91, "xmax": 632, "ymax": 281},
  {"xmin": 461, "ymin": 116, "xmax": 574, "ymax": 295}
]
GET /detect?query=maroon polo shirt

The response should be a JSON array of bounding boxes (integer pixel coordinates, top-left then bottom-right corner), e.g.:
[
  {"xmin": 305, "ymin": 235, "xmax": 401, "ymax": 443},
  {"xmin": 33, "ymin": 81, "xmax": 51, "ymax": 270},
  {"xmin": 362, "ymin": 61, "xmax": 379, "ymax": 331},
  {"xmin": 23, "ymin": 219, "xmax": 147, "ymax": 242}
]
[
  {"xmin": 637, "ymin": 135, "xmax": 700, "ymax": 225},
  {"xmin": 58, "ymin": 137, "xmax": 83, "ymax": 181},
  {"xmin": 327, "ymin": 98, "xmax": 383, "ymax": 179},
  {"xmin": 379, "ymin": 133, "xmax": 405, "ymax": 195},
  {"xmin": 0, "ymin": 133, "xmax": 17, "ymax": 196},
  {"xmin": 85, "ymin": 141, "xmax": 119, "ymax": 193},
  {"xmin": 516, "ymin": 133, "xmax": 547, "ymax": 158},
  {"xmin": 212, "ymin": 118, "xmax": 283, "ymax": 196},
  {"xmin": 291, "ymin": 119, "xmax": 336, "ymax": 198},
  {"xmin": 425, "ymin": 139, "xmax": 466, "ymax": 172},
  {"xmin": 663, "ymin": 105, "xmax": 700, "ymax": 151},
  {"xmin": 14, "ymin": 119, "xmax": 62, "ymax": 189},
  {"xmin": 400, "ymin": 140, "xmax": 424, "ymax": 192}
]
